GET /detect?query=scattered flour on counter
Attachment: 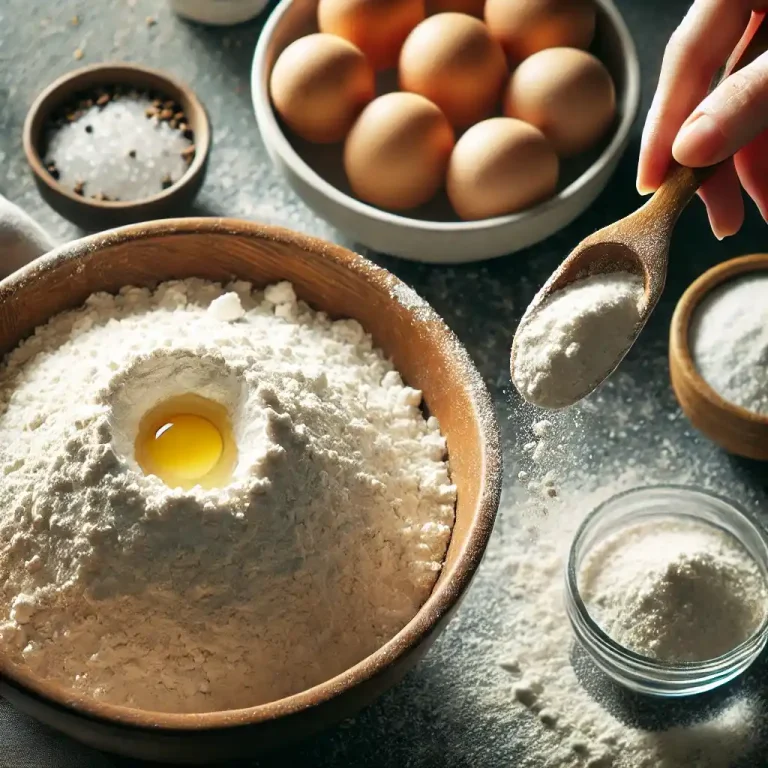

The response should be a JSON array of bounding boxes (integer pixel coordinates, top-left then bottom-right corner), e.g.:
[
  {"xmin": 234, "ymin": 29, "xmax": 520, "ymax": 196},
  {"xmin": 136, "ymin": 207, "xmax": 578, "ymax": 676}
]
[
  {"xmin": 580, "ymin": 519, "xmax": 768, "ymax": 662},
  {"xmin": 512, "ymin": 273, "xmax": 645, "ymax": 410},
  {"xmin": 690, "ymin": 272, "xmax": 768, "ymax": 415},
  {"xmin": 492, "ymin": 365, "xmax": 766, "ymax": 768},
  {"xmin": 0, "ymin": 280, "xmax": 456, "ymax": 713},
  {"xmin": 497, "ymin": 472, "xmax": 763, "ymax": 768}
]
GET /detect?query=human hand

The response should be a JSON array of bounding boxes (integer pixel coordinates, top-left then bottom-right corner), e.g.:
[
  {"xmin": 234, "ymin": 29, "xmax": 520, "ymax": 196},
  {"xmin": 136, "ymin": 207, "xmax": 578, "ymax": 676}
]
[{"xmin": 637, "ymin": 2, "xmax": 768, "ymax": 239}]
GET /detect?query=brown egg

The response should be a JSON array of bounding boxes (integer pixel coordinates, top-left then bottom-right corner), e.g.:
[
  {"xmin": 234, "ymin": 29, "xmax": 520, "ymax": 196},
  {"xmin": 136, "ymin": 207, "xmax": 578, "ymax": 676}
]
[
  {"xmin": 398, "ymin": 13, "xmax": 508, "ymax": 128},
  {"xmin": 318, "ymin": 0, "xmax": 425, "ymax": 70},
  {"xmin": 485, "ymin": 0, "xmax": 595, "ymax": 63},
  {"xmin": 447, "ymin": 118, "xmax": 558, "ymax": 220},
  {"xmin": 426, "ymin": 0, "xmax": 485, "ymax": 18},
  {"xmin": 503, "ymin": 48, "xmax": 615, "ymax": 156},
  {"xmin": 344, "ymin": 92, "xmax": 455, "ymax": 210},
  {"xmin": 399, "ymin": 13, "xmax": 507, "ymax": 128},
  {"xmin": 270, "ymin": 34, "xmax": 375, "ymax": 144}
]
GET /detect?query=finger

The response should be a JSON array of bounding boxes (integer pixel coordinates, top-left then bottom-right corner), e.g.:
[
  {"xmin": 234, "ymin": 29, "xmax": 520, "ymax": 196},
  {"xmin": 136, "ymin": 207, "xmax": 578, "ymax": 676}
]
[
  {"xmin": 696, "ymin": 160, "xmax": 745, "ymax": 239},
  {"xmin": 734, "ymin": 129, "xmax": 768, "ymax": 220},
  {"xmin": 637, "ymin": 0, "xmax": 753, "ymax": 194},
  {"xmin": 674, "ymin": 50, "xmax": 768, "ymax": 167}
]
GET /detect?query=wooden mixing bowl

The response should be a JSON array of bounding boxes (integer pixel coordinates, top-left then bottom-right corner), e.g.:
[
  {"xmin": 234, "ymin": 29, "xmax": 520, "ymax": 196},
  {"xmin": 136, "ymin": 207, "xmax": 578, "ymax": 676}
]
[
  {"xmin": 0, "ymin": 219, "xmax": 502, "ymax": 763},
  {"xmin": 669, "ymin": 254, "xmax": 768, "ymax": 461}
]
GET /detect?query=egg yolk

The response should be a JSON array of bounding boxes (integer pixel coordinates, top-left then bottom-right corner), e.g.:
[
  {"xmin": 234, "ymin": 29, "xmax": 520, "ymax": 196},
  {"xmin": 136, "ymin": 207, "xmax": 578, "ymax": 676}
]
[
  {"xmin": 146, "ymin": 415, "xmax": 223, "ymax": 481},
  {"xmin": 135, "ymin": 394, "xmax": 236, "ymax": 489}
]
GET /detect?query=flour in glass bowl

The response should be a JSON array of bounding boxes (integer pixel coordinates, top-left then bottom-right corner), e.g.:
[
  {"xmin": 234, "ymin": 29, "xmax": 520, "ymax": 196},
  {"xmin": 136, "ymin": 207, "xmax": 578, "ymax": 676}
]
[
  {"xmin": 0, "ymin": 279, "xmax": 456, "ymax": 713},
  {"xmin": 579, "ymin": 518, "xmax": 768, "ymax": 663}
]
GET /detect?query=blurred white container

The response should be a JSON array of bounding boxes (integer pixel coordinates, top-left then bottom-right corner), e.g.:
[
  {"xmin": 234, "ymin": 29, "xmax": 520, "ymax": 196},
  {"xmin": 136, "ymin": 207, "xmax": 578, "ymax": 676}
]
[
  {"xmin": 170, "ymin": 0, "xmax": 269, "ymax": 25},
  {"xmin": 0, "ymin": 196, "xmax": 55, "ymax": 280}
]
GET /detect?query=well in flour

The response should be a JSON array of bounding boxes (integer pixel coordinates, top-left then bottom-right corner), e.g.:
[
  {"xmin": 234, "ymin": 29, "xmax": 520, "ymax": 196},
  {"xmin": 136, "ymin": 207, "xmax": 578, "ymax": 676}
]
[{"xmin": 0, "ymin": 279, "xmax": 456, "ymax": 713}]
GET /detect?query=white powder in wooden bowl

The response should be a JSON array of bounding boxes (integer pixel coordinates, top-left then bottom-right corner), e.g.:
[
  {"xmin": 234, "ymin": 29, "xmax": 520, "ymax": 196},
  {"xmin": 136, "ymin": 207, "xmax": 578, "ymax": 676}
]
[
  {"xmin": 0, "ymin": 279, "xmax": 456, "ymax": 713},
  {"xmin": 690, "ymin": 272, "xmax": 768, "ymax": 415}
]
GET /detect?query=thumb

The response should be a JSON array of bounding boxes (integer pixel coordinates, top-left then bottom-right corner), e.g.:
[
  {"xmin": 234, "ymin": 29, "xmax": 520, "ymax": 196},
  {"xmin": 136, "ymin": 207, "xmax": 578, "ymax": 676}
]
[{"xmin": 672, "ymin": 50, "xmax": 768, "ymax": 167}]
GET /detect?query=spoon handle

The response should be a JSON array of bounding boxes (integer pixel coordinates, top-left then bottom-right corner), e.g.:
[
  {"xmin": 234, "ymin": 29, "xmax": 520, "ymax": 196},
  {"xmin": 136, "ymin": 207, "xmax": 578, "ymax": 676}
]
[
  {"xmin": 643, "ymin": 163, "xmax": 702, "ymax": 228},
  {"xmin": 644, "ymin": 10, "xmax": 768, "ymax": 226}
]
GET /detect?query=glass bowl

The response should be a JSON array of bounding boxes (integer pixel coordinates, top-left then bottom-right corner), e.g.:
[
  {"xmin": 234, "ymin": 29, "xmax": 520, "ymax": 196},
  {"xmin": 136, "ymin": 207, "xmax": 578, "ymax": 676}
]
[{"xmin": 565, "ymin": 485, "xmax": 768, "ymax": 697}]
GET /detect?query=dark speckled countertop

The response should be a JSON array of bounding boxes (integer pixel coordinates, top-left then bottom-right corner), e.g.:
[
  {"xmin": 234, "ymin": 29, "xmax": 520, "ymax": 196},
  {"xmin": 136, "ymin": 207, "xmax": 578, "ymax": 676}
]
[{"xmin": 1, "ymin": 1, "xmax": 767, "ymax": 766}]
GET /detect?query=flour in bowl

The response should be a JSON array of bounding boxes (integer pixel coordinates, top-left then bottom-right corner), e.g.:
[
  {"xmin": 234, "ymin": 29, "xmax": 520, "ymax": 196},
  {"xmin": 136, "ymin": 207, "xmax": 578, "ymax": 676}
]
[
  {"xmin": 579, "ymin": 518, "xmax": 768, "ymax": 662},
  {"xmin": 0, "ymin": 279, "xmax": 456, "ymax": 713},
  {"xmin": 690, "ymin": 272, "xmax": 768, "ymax": 415}
]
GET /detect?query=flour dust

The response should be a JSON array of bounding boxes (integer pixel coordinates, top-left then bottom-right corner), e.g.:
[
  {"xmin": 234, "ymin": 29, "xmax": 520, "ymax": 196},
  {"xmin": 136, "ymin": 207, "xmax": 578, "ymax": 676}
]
[{"xmin": 489, "ymin": 343, "xmax": 768, "ymax": 768}]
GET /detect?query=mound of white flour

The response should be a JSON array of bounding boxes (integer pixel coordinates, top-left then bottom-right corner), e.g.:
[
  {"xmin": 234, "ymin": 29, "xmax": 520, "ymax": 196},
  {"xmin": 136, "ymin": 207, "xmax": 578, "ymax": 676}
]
[
  {"xmin": 513, "ymin": 273, "xmax": 644, "ymax": 410},
  {"xmin": 0, "ymin": 279, "xmax": 456, "ymax": 713},
  {"xmin": 580, "ymin": 518, "xmax": 768, "ymax": 662}
]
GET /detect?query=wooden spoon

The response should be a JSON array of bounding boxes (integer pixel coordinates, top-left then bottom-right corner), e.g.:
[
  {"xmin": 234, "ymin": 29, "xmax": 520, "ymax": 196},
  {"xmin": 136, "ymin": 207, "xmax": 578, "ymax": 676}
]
[{"xmin": 511, "ymin": 10, "xmax": 768, "ymax": 409}]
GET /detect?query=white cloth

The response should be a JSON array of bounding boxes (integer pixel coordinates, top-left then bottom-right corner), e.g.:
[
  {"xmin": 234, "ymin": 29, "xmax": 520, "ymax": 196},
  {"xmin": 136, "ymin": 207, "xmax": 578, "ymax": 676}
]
[{"xmin": 0, "ymin": 195, "xmax": 55, "ymax": 279}]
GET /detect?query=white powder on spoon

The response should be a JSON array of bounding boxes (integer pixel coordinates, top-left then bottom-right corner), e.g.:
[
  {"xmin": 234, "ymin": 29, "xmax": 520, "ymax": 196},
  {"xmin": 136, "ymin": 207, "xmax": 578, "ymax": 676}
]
[
  {"xmin": 579, "ymin": 518, "xmax": 768, "ymax": 662},
  {"xmin": 512, "ymin": 273, "xmax": 645, "ymax": 409},
  {"xmin": 690, "ymin": 272, "xmax": 768, "ymax": 415},
  {"xmin": 0, "ymin": 279, "xmax": 456, "ymax": 713}
]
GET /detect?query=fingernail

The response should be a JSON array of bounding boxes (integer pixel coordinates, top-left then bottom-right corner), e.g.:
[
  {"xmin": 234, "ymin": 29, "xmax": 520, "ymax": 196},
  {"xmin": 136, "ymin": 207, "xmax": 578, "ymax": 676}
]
[
  {"xmin": 712, "ymin": 222, "xmax": 737, "ymax": 241},
  {"xmin": 636, "ymin": 180, "xmax": 655, "ymax": 196},
  {"xmin": 673, "ymin": 113, "xmax": 723, "ymax": 166},
  {"xmin": 710, "ymin": 215, "xmax": 726, "ymax": 242}
]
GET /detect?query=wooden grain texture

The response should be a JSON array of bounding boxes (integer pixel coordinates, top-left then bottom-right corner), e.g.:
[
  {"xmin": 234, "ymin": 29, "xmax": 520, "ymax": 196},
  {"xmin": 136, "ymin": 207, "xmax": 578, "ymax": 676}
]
[
  {"xmin": 670, "ymin": 254, "xmax": 768, "ymax": 462},
  {"xmin": 0, "ymin": 218, "xmax": 501, "ymax": 762},
  {"xmin": 22, "ymin": 63, "xmax": 211, "ymax": 230}
]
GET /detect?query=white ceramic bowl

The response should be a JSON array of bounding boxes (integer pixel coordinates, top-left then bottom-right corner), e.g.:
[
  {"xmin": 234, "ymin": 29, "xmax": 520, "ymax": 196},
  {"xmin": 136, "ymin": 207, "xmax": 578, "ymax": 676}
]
[{"xmin": 252, "ymin": 0, "xmax": 641, "ymax": 264}]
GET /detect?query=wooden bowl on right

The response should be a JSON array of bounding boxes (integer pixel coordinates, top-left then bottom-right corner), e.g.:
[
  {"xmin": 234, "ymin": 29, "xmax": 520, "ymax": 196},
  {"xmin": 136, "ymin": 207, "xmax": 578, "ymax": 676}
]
[{"xmin": 670, "ymin": 254, "xmax": 768, "ymax": 461}]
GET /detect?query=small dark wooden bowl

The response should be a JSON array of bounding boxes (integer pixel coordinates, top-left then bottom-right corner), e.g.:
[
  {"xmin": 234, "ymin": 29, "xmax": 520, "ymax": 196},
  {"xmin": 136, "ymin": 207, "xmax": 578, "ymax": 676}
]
[
  {"xmin": 23, "ymin": 63, "xmax": 211, "ymax": 231},
  {"xmin": 0, "ymin": 219, "xmax": 502, "ymax": 763},
  {"xmin": 670, "ymin": 254, "xmax": 768, "ymax": 461}
]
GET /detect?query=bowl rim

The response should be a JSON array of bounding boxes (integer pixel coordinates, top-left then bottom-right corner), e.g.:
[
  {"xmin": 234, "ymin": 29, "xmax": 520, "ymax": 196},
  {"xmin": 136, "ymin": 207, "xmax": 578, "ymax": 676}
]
[
  {"xmin": 0, "ymin": 217, "xmax": 502, "ymax": 731},
  {"xmin": 250, "ymin": 0, "xmax": 641, "ymax": 233},
  {"xmin": 22, "ymin": 62, "xmax": 211, "ymax": 212},
  {"xmin": 669, "ymin": 253, "xmax": 768, "ymax": 427}
]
